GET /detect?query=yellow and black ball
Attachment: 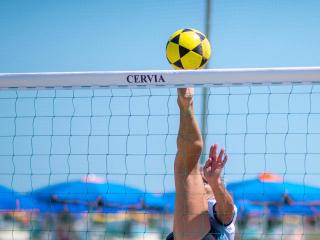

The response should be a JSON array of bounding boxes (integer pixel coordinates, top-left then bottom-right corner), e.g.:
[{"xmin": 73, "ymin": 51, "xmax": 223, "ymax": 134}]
[{"xmin": 166, "ymin": 28, "xmax": 211, "ymax": 70}]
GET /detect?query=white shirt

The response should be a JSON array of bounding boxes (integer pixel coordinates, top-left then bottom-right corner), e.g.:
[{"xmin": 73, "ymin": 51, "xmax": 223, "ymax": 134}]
[{"xmin": 207, "ymin": 198, "xmax": 237, "ymax": 240}]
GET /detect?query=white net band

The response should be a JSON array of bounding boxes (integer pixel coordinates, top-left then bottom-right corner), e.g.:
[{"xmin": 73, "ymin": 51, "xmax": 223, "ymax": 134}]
[{"xmin": 1, "ymin": 66, "xmax": 320, "ymax": 89}]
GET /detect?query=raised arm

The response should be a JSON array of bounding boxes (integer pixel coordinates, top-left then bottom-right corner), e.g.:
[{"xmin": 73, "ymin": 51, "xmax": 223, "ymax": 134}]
[
  {"xmin": 203, "ymin": 144, "xmax": 235, "ymax": 225},
  {"xmin": 172, "ymin": 88, "xmax": 211, "ymax": 240}
]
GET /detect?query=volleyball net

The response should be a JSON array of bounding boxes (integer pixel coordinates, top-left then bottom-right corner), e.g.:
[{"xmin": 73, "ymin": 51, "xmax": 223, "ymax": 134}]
[{"xmin": 1, "ymin": 67, "xmax": 320, "ymax": 239}]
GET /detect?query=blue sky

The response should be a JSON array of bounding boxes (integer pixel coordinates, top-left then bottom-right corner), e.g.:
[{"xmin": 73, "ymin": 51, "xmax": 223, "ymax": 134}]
[
  {"xmin": 0, "ymin": 0, "xmax": 320, "ymax": 193},
  {"xmin": 1, "ymin": 0, "xmax": 320, "ymax": 72}
]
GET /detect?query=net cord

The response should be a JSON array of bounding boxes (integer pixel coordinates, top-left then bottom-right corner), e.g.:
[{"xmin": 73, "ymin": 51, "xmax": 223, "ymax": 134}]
[{"xmin": 1, "ymin": 67, "xmax": 320, "ymax": 89}]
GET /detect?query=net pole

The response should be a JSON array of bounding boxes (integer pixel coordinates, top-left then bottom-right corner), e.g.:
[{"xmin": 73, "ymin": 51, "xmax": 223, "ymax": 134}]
[{"xmin": 200, "ymin": 0, "xmax": 212, "ymax": 164}]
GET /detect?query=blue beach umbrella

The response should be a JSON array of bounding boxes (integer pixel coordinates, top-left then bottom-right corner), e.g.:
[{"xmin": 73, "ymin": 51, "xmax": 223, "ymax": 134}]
[
  {"xmin": 269, "ymin": 203, "xmax": 320, "ymax": 217},
  {"xmin": 162, "ymin": 192, "xmax": 176, "ymax": 213},
  {"xmin": 31, "ymin": 196, "xmax": 122, "ymax": 214},
  {"xmin": 227, "ymin": 173, "xmax": 320, "ymax": 204},
  {"xmin": 33, "ymin": 176, "xmax": 165, "ymax": 211},
  {"xmin": 235, "ymin": 200, "xmax": 266, "ymax": 219},
  {"xmin": 0, "ymin": 185, "xmax": 38, "ymax": 211},
  {"xmin": 143, "ymin": 193, "xmax": 167, "ymax": 210}
]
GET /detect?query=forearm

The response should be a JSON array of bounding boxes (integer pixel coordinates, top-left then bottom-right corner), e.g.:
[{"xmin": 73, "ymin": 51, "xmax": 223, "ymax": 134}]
[
  {"xmin": 209, "ymin": 178, "xmax": 234, "ymax": 225},
  {"xmin": 175, "ymin": 90, "xmax": 203, "ymax": 173},
  {"xmin": 177, "ymin": 107, "xmax": 203, "ymax": 149}
]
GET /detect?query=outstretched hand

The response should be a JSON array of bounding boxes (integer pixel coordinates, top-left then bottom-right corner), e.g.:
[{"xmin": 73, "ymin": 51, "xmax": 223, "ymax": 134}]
[
  {"xmin": 177, "ymin": 88, "xmax": 194, "ymax": 112},
  {"xmin": 203, "ymin": 144, "xmax": 228, "ymax": 184}
]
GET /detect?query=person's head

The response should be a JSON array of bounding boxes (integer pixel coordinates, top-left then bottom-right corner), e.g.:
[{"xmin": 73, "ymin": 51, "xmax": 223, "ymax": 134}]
[{"xmin": 200, "ymin": 166, "xmax": 214, "ymax": 200}]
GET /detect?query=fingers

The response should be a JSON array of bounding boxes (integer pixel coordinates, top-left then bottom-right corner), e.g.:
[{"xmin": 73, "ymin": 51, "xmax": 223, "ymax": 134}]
[
  {"xmin": 209, "ymin": 144, "xmax": 218, "ymax": 159},
  {"xmin": 209, "ymin": 144, "xmax": 228, "ymax": 164},
  {"xmin": 177, "ymin": 88, "xmax": 194, "ymax": 97},
  {"xmin": 223, "ymin": 153, "xmax": 228, "ymax": 166},
  {"xmin": 205, "ymin": 157, "xmax": 212, "ymax": 168},
  {"xmin": 218, "ymin": 148, "xmax": 225, "ymax": 162},
  {"xmin": 177, "ymin": 88, "xmax": 187, "ymax": 96}
]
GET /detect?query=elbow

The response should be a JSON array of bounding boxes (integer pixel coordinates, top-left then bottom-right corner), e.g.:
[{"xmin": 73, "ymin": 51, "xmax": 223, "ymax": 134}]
[
  {"xmin": 224, "ymin": 205, "xmax": 235, "ymax": 225},
  {"xmin": 216, "ymin": 204, "xmax": 235, "ymax": 225},
  {"xmin": 176, "ymin": 137, "xmax": 203, "ymax": 153}
]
